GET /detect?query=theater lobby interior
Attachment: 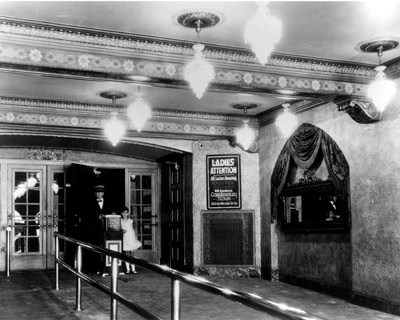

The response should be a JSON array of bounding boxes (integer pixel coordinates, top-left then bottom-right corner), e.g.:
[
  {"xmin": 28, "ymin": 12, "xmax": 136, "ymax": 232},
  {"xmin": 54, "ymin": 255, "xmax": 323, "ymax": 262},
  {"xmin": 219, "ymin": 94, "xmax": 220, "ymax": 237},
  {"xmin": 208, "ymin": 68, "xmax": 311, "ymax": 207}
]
[{"xmin": 1, "ymin": 1, "xmax": 400, "ymax": 319}]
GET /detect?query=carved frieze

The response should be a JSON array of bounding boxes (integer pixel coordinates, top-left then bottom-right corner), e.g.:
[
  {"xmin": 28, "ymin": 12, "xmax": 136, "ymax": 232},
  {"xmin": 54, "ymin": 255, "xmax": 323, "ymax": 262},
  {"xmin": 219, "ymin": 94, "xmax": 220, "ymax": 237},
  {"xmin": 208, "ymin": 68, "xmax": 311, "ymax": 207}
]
[
  {"xmin": 0, "ymin": 43, "xmax": 369, "ymax": 97},
  {"xmin": 0, "ymin": 97, "xmax": 255, "ymax": 139},
  {"xmin": 26, "ymin": 148, "xmax": 66, "ymax": 160},
  {"xmin": 0, "ymin": 18, "xmax": 377, "ymax": 79}
]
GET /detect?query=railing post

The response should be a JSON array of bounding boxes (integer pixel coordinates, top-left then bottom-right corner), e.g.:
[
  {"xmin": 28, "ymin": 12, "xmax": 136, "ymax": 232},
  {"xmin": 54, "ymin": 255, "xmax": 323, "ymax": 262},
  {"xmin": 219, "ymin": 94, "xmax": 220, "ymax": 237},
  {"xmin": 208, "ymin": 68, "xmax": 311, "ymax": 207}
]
[
  {"xmin": 75, "ymin": 245, "xmax": 83, "ymax": 311},
  {"xmin": 55, "ymin": 234, "xmax": 59, "ymax": 290},
  {"xmin": 6, "ymin": 226, "xmax": 11, "ymax": 277},
  {"xmin": 110, "ymin": 257, "xmax": 119, "ymax": 320},
  {"xmin": 171, "ymin": 278, "xmax": 181, "ymax": 320}
]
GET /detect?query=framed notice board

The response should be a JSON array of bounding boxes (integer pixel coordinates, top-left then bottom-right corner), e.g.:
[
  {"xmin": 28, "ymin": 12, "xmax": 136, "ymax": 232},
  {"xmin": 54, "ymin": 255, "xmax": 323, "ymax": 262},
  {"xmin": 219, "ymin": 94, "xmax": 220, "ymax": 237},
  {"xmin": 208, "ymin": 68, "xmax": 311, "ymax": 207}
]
[{"xmin": 206, "ymin": 154, "xmax": 241, "ymax": 209}]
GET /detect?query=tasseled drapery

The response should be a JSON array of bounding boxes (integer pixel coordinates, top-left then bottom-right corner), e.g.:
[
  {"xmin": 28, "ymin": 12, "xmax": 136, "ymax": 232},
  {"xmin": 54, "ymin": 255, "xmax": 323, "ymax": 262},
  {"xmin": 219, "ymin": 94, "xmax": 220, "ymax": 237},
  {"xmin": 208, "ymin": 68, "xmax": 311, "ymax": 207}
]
[{"xmin": 270, "ymin": 123, "xmax": 349, "ymax": 220}]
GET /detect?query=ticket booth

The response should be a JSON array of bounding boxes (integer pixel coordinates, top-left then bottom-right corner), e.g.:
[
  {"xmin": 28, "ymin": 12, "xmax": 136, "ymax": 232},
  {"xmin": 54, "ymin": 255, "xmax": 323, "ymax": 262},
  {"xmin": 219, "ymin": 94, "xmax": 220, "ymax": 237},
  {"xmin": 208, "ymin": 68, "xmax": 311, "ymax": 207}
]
[{"xmin": 103, "ymin": 214, "xmax": 124, "ymax": 275}]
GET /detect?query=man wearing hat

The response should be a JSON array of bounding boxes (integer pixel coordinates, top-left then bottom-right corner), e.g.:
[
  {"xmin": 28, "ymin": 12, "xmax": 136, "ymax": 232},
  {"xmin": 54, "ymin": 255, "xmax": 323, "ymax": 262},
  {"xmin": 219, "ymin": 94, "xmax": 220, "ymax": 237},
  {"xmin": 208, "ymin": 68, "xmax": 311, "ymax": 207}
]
[{"xmin": 82, "ymin": 184, "xmax": 114, "ymax": 274}]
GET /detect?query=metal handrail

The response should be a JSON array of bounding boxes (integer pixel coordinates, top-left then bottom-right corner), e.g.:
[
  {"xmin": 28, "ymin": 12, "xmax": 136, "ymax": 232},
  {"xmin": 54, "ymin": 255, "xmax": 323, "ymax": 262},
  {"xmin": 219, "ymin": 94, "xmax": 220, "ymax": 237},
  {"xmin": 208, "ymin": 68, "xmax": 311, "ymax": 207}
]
[{"xmin": 54, "ymin": 232, "xmax": 327, "ymax": 320}]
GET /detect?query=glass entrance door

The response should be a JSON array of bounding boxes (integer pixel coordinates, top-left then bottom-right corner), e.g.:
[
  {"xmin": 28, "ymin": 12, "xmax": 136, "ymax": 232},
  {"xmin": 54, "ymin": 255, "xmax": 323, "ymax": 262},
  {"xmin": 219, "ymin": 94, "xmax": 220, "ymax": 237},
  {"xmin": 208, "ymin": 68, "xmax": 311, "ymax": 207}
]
[
  {"xmin": 129, "ymin": 171, "xmax": 159, "ymax": 263},
  {"xmin": 8, "ymin": 165, "xmax": 66, "ymax": 270},
  {"xmin": 10, "ymin": 167, "xmax": 46, "ymax": 269}
]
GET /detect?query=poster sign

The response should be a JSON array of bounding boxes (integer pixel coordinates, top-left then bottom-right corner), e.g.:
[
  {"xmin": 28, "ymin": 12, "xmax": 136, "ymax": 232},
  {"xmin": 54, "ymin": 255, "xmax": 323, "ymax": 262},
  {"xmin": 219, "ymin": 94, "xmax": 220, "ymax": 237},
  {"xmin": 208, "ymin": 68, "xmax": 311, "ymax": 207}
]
[{"xmin": 207, "ymin": 154, "xmax": 241, "ymax": 209}]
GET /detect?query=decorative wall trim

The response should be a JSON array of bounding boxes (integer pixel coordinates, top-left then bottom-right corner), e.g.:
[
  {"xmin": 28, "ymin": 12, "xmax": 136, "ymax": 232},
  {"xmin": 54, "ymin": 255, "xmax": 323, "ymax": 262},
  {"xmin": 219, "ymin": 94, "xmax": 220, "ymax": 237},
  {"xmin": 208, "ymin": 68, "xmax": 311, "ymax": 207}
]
[
  {"xmin": 0, "ymin": 101, "xmax": 258, "ymax": 139},
  {"xmin": 0, "ymin": 97, "xmax": 257, "ymax": 124},
  {"xmin": 26, "ymin": 148, "xmax": 66, "ymax": 160},
  {"xmin": 0, "ymin": 43, "xmax": 369, "ymax": 96},
  {"xmin": 0, "ymin": 18, "xmax": 377, "ymax": 78}
]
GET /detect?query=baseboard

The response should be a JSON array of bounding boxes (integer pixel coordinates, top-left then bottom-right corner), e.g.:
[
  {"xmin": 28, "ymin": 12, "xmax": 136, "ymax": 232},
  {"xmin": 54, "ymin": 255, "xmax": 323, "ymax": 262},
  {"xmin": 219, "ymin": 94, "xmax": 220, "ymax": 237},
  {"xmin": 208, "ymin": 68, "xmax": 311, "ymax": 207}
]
[{"xmin": 351, "ymin": 293, "xmax": 400, "ymax": 317}]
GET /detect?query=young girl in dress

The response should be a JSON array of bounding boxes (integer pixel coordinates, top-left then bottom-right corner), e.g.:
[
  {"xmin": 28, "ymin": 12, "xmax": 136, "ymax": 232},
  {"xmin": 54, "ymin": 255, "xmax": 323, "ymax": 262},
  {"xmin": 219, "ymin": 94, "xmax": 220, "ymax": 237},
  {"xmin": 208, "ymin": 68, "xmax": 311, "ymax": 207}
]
[{"xmin": 120, "ymin": 206, "xmax": 142, "ymax": 274}]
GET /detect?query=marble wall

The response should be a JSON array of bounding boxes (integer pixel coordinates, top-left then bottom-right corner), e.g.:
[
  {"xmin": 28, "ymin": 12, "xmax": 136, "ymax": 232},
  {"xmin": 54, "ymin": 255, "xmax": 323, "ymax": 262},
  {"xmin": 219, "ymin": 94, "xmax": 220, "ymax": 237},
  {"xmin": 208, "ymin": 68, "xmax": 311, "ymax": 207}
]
[
  {"xmin": 259, "ymin": 81, "xmax": 400, "ymax": 305},
  {"xmin": 191, "ymin": 140, "xmax": 261, "ymax": 277}
]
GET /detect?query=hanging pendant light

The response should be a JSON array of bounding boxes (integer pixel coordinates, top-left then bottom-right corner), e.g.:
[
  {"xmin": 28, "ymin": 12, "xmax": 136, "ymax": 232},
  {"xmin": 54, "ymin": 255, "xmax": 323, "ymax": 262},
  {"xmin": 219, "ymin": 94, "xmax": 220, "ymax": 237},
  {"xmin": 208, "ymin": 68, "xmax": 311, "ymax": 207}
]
[
  {"xmin": 104, "ymin": 111, "xmax": 126, "ymax": 146},
  {"xmin": 233, "ymin": 103, "xmax": 258, "ymax": 151},
  {"xmin": 360, "ymin": 40, "xmax": 398, "ymax": 112},
  {"xmin": 100, "ymin": 91, "xmax": 127, "ymax": 146},
  {"xmin": 178, "ymin": 12, "xmax": 220, "ymax": 99},
  {"xmin": 127, "ymin": 86, "xmax": 152, "ymax": 132},
  {"xmin": 245, "ymin": 2, "xmax": 282, "ymax": 65},
  {"xmin": 184, "ymin": 41, "xmax": 214, "ymax": 99},
  {"xmin": 276, "ymin": 103, "xmax": 298, "ymax": 137},
  {"xmin": 236, "ymin": 119, "xmax": 257, "ymax": 151},
  {"xmin": 368, "ymin": 65, "xmax": 396, "ymax": 112}
]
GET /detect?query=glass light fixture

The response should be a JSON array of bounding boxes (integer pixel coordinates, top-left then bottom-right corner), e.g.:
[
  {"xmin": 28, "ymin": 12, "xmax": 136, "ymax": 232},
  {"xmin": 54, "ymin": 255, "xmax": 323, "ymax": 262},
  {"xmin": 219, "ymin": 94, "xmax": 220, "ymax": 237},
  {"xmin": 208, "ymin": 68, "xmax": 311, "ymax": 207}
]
[
  {"xmin": 127, "ymin": 86, "xmax": 152, "ymax": 132},
  {"xmin": 276, "ymin": 103, "xmax": 298, "ymax": 137},
  {"xmin": 235, "ymin": 106, "xmax": 257, "ymax": 151},
  {"xmin": 245, "ymin": 1, "xmax": 282, "ymax": 65},
  {"xmin": 100, "ymin": 91, "xmax": 127, "ymax": 146},
  {"xmin": 360, "ymin": 40, "xmax": 398, "ymax": 112},
  {"xmin": 184, "ymin": 42, "xmax": 215, "ymax": 99},
  {"xmin": 236, "ymin": 119, "xmax": 257, "ymax": 151},
  {"xmin": 178, "ymin": 13, "xmax": 220, "ymax": 99},
  {"xmin": 368, "ymin": 65, "xmax": 396, "ymax": 112},
  {"xmin": 104, "ymin": 111, "xmax": 126, "ymax": 147}
]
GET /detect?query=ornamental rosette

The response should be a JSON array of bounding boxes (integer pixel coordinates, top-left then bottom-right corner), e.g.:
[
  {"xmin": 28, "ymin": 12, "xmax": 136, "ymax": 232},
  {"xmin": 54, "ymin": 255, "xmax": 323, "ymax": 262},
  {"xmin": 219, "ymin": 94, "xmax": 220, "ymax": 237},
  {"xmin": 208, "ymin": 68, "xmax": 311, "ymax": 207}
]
[
  {"xmin": 166, "ymin": 64, "xmax": 176, "ymax": 76},
  {"xmin": 278, "ymin": 76, "xmax": 287, "ymax": 87},
  {"xmin": 345, "ymin": 83, "xmax": 354, "ymax": 94},
  {"xmin": 29, "ymin": 49, "xmax": 42, "ymax": 63},
  {"xmin": 123, "ymin": 60, "xmax": 134, "ymax": 72},
  {"xmin": 243, "ymin": 73, "xmax": 253, "ymax": 84},
  {"xmin": 312, "ymin": 80, "xmax": 320, "ymax": 91},
  {"xmin": 78, "ymin": 55, "xmax": 90, "ymax": 67}
]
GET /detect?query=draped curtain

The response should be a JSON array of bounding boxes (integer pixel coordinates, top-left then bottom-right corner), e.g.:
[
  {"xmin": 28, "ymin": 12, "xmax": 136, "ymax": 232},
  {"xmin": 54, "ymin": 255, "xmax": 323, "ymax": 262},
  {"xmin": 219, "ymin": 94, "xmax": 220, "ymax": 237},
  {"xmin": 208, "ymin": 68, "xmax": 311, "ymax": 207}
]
[{"xmin": 270, "ymin": 123, "xmax": 349, "ymax": 220}]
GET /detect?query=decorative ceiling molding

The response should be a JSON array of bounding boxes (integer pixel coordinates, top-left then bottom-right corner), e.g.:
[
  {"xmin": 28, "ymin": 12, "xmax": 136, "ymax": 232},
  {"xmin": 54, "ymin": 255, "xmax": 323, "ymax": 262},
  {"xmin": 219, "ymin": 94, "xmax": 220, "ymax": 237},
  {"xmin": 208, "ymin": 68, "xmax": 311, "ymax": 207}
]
[
  {"xmin": 0, "ymin": 97, "xmax": 258, "ymax": 140},
  {"xmin": 0, "ymin": 43, "xmax": 369, "ymax": 99},
  {"xmin": 0, "ymin": 97, "xmax": 257, "ymax": 124},
  {"xmin": 0, "ymin": 17, "xmax": 377, "ymax": 80}
]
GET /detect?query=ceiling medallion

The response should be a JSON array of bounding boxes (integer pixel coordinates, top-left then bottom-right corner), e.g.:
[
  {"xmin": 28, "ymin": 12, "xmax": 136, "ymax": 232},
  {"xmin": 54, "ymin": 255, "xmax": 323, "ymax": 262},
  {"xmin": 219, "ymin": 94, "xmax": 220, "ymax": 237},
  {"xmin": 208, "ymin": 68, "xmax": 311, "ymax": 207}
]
[
  {"xmin": 98, "ymin": 91, "xmax": 128, "ymax": 100},
  {"xmin": 177, "ymin": 12, "xmax": 220, "ymax": 29},
  {"xmin": 358, "ymin": 39, "xmax": 399, "ymax": 53},
  {"xmin": 179, "ymin": 12, "xmax": 220, "ymax": 99},
  {"xmin": 230, "ymin": 102, "xmax": 260, "ymax": 112}
]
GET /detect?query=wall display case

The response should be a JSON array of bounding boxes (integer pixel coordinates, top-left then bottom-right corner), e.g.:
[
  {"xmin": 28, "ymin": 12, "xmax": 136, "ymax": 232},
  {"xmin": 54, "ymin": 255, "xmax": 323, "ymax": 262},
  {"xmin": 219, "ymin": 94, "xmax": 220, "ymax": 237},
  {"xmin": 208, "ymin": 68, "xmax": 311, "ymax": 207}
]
[{"xmin": 280, "ymin": 172, "xmax": 349, "ymax": 232}]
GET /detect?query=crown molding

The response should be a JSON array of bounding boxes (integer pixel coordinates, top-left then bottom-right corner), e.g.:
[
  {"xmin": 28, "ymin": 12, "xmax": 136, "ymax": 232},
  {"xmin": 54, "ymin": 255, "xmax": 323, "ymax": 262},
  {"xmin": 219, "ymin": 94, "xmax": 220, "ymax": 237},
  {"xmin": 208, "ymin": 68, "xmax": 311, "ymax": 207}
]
[
  {"xmin": 0, "ymin": 17, "xmax": 378, "ymax": 80},
  {"xmin": 0, "ymin": 96, "xmax": 259, "ymax": 140}
]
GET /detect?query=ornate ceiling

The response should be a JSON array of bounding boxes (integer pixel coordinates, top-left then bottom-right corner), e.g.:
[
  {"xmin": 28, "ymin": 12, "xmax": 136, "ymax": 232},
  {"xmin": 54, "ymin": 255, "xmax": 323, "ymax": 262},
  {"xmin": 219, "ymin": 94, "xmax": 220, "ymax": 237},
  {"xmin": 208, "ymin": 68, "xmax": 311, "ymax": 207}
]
[{"xmin": 0, "ymin": 1, "xmax": 399, "ymax": 158}]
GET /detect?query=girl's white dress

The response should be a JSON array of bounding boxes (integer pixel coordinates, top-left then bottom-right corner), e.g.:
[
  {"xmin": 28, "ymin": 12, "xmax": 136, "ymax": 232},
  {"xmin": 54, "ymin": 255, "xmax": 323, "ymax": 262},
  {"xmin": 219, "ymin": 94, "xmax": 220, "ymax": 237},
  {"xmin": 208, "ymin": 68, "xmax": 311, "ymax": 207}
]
[{"xmin": 121, "ymin": 218, "xmax": 142, "ymax": 251}]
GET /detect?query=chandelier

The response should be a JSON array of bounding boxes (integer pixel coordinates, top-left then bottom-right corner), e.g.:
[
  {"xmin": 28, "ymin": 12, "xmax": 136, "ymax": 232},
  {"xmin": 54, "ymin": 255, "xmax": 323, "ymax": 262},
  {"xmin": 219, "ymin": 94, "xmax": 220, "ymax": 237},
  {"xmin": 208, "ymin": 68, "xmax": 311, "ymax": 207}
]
[
  {"xmin": 276, "ymin": 103, "xmax": 298, "ymax": 137},
  {"xmin": 233, "ymin": 103, "xmax": 258, "ymax": 151},
  {"xmin": 245, "ymin": 2, "xmax": 282, "ymax": 65},
  {"xmin": 127, "ymin": 86, "xmax": 152, "ymax": 132},
  {"xmin": 100, "ymin": 91, "xmax": 127, "ymax": 146},
  {"xmin": 178, "ymin": 12, "xmax": 220, "ymax": 99},
  {"xmin": 360, "ymin": 39, "xmax": 398, "ymax": 112}
]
